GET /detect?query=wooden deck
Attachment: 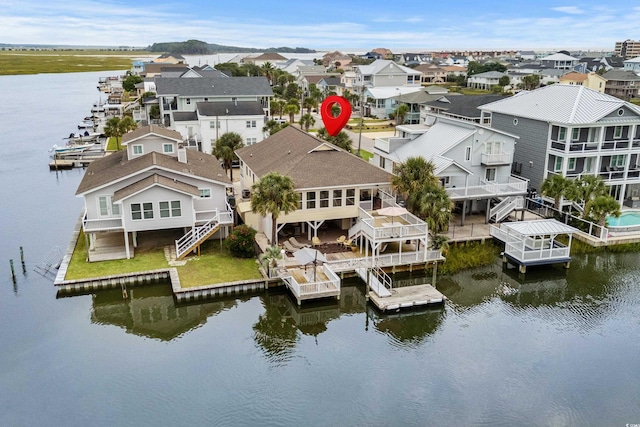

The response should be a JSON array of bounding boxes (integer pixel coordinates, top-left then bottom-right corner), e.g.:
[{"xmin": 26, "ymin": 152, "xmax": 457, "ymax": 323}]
[{"xmin": 369, "ymin": 284, "xmax": 446, "ymax": 312}]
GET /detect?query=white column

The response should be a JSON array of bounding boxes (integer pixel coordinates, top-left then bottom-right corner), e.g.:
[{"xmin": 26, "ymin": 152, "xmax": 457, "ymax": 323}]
[{"xmin": 124, "ymin": 231, "xmax": 131, "ymax": 259}]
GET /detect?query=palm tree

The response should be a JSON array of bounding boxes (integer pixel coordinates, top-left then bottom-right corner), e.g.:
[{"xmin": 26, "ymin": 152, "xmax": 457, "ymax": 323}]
[
  {"xmin": 391, "ymin": 156, "xmax": 439, "ymax": 211},
  {"xmin": 103, "ymin": 117, "xmax": 124, "ymax": 150},
  {"xmin": 317, "ymin": 127, "xmax": 352, "ymax": 152},
  {"xmin": 270, "ymin": 99, "xmax": 286, "ymax": 119},
  {"xmin": 574, "ymin": 175, "xmax": 607, "ymax": 217},
  {"xmin": 260, "ymin": 62, "xmax": 275, "ymax": 85},
  {"xmin": 118, "ymin": 115, "xmax": 137, "ymax": 135},
  {"xmin": 251, "ymin": 172, "xmax": 299, "ymax": 244},
  {"xmin": 303, "ymin": 97, "xmax": 316, "ymax": 114},
  {"xmin": 540, "ymin": 174, "xmax": 572, "ymax": 209},
  {"xmin": 283, "ymin": 103, "xmax": 299, "ymax": 124},
  {"xmin": 394, "ymin": 103, "xmax": 409, "ymax": 126},
  {"xmin": 213, "ymin": 132, "xmax": 244, "ymax": 181},
  {"xmin": 263, "ymin": 119, "xmax": 288, "ymax": 137},
  {"xmin": 299, "ymin": 113, "xmax": 315, "ymax": 132},
  {"xmin": 412, "ymin": 181, "xmax": 453, "ymax": 237},
  {"xmin": 258, "ymin": 245, "xmax": 282, "ymax": 277},
  {"xmin": 587, "ymin": 195, "xmax": 621, "ymax": 227}
]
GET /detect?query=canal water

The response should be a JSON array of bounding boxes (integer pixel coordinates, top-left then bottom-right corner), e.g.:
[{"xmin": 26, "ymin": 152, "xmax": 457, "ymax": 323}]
[{"xmin": 1, "ymin": 71, "xmax": 639, "ymax": 426}]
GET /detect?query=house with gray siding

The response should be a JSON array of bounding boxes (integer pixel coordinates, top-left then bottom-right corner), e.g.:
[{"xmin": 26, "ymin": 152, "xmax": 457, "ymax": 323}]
[
  {"xmin": 480, "ymin": 85, "xmax": 640, "ymax": 206},
  {"xmin": 371, "ymin": 116, "xmax": 527, "ymax": 223},
  {"xmin": 76, "ymin": 125, "xmax": 233, "ymax": 261}
]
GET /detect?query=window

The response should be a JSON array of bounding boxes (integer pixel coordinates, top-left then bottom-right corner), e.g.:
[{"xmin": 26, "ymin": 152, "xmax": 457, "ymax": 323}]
[
  {"xmin": 465, "ymin": 146, "xmax": 471, "ymax": 162},
  {"xmin": 611, "ymin": 155, "xmax": 626, "ymax": 168},
  {"xmin": 297, "ymin": 193, "xmax": 302, "ymax": 210},
  {"xmin": 246, "ymin": 120, "xmax": 256, "ymax": 128},
  {"xmin": 143, "ymin": 202, "xmax": 153, "ymax": 219},
  {"xmin": 199, "ymin": 188, "xmax": 211, "ymax": 198},
  {"xmin": 567, "ymin": 158, "xmax": 576, "ymax": 171},
  {"xmin": 98, "ymin": 196, "xmax": 120, "ymax": 217},
  {"xmin": 558, "ymin": 127, "xmax": 567, "ymax": 141},
  {"xmin": 131, "ymin": 203, "xmax": 142, "ymax": 220},
  {"xmin": 554, "ymin": 157, "xmax": 563, "ymax": 172},
  {"xmin": 246, "ymin": 137, "xmax": 257, "ymax": 145},
  {"xmin": 485, "ymin": 168, "xmax": 496, "ymax": 181},
  {"xmin": 571, "ymin": 128, "xmax": 580, "ymax": 141},
  {"xmin": 159, "ymin": 201, "xmax": 181, "ymax": 218},
  {"xmin": 163, "ymin": 143, "xmax": 174, "ymax": 154},
  {"xmin": 132, "ymin": 145, "xmax": 143, "ymax": 155},
  {"xmin": 585, "ymin": 157, "xmax": 594, "ymax": 173},
  {"xmin": 306, "ymin": 191, "xmax": 316, "ymax": 209},
  {"xmin": 186, "ymin": 98, "xmax": 191, "ymax": 105},
  {"xmin": 346, "ymin": 189, "xmax": 355, "ymax": 206},
  {"xmin": 380, "ymin": 157, "xmax": 386, "ymax": 169},
  {"xmin": 376, "ymin": 99, "xmax": 385, "ymax": 108},
  {"xmin": 319, "ymin": 190, "xmax": 329, "ymax": 208},
  {"xmin": 587, "ymin": 128, "xmax": 599, "ymax": 143},
  {"xmin": 614, "ymin": 126, "xmax": 623, "ymax": 139},
  {"xmin": 209, "ymin": 121, "xmax": 217, "ymax": 129},
  {"xmin": 333, "ymin": 190, "xmax": 342, "ymax": 207}
]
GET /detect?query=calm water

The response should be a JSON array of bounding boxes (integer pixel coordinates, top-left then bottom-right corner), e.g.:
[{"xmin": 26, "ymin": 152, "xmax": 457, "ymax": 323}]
[{"xmin": 1, "ymin": 72, "xmax": 640, "ymax": 426}]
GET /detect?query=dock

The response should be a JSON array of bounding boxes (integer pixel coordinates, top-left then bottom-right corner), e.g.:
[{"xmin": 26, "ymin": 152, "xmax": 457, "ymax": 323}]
[
  {"xmin": 369, "ymin": 284, "xmax": 445, "ymax": 312},
  {"xmin": 49, "ymin": 151, "xmax": 110, "ymax": 170}
]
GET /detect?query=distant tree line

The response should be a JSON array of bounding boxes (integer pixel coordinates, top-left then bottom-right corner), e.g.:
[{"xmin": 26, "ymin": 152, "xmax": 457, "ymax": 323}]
[{"xmin": 146, "ymin": 39, "xmax": 315, "ymax": 54}]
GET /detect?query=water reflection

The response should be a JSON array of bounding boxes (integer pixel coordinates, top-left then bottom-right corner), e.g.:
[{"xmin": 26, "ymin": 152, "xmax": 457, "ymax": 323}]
[{"xmin": 90, "ymin": 284, "xmax": 243, "ymax": 341}]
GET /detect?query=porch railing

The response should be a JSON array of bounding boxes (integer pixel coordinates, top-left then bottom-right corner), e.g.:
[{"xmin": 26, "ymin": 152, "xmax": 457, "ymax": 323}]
[{"xmin": 82, "ymin": 210, "xmax": 123, "ymax": 232}]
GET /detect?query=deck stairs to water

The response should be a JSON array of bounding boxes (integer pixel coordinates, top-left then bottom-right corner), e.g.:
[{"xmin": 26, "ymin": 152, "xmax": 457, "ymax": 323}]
[
  {"xmin": 175, "ymin": 216, "xmax": 222, "ymax": 260},
  {"xmin": 34, "ymin": 246, "xmax": 63, "ymax": 279},
  {"xmin": 356, "ymin": 266, "xmax": 392, "ymax": 297},
  {"xmin": 490, "ymin": 196, "xmax": 524, "ymax": 223}
]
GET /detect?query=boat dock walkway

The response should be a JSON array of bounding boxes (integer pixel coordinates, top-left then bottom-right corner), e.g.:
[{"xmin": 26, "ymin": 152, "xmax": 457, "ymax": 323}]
[{"xmin": 369, "ymin": 284, "xmax": 445, "ymax": 312}]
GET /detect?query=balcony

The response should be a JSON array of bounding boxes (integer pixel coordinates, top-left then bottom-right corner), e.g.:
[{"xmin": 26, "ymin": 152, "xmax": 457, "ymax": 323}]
[
  {"xmin": 481, "ymin": 152, "xmax": 511, "ymax": 165},
  {"xmin": 445, "ymin": 176, "xmax": 528, "ymax": 201},
  {"xmin": 83, "ymin": 214, "xmax": 123, "ymax": 232}
]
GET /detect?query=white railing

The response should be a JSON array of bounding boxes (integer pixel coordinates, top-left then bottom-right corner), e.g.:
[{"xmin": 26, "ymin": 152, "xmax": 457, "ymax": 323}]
[
  {"xmin": 175, "ymin": 212, "xmax": 221, "ymax": 259},
  {"xmin": 446, "ymin": 176, "xmax": 528, "ymax": 200},
  {"xmin": 327, "ymin": 250, "xmax": 444, "ymax": 272},
  {"xmin": 282, "ymin": 264, "xmax": 341, "ymax": 300},
  {"xmin": 505, "ymin": 241, "xmax": 570, "ymax": 261},
  {"xmin": 195, "ymin": 209, "xmax": 233, "ymax": 224},
  {"xmin": 490, "ymin": 196, "xmax": 524, "ymax": 223},
  {"xmin": 371, "ymin": 266, "xmax": 393, "ymax": 292},
  {"xmin": 481, "ymin": 152, "xmax": 511, "ymax": 165},
  {"xmin": 82, "ymin": 210, "xmax": 123, "ymax": 232}
]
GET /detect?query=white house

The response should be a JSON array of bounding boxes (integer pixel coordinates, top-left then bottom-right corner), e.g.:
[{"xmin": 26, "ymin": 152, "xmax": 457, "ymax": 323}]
[
  {"xmin": 623, "ymin": 56, "xmax": 640, "ymax": 73},
  {"xmin": 467, "ymin": 71, "xmax": 507, "ymax": 90},
  {"xmin": 76, "ymin": 125, "xmax": 234, "ymax": 261},
  {"xmin": 371, "ymin": 116, "xmax": 527, "ymax": 224},
  {"xmin": 354, "ymin": 60, "xmax": 422, "ymax": 91}
]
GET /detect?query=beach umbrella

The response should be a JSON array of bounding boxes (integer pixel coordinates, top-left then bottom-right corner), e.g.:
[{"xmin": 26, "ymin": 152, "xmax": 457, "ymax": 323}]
[
  {"xmin": 293, "ymin": 247, "xmax": 327, "ymax": 281},
  {"xmin": 377, "ymin": 206, "xmax": 409, "ymax": 223}
]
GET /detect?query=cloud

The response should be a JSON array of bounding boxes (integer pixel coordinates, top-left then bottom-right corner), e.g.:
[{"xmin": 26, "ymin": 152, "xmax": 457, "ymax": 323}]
[{"xmin": 551, "ymin": 6, "xmax": 584, "ymax": 14}]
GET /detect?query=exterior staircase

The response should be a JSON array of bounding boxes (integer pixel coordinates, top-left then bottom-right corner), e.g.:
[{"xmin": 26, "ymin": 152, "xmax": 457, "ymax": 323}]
[
  {"xmin": 355, "ymin": 266, "xmax": 392, "ymax": 298},
  {"xmin": 175, "ymin": 216, "xmax": 222, "ymax": 260},
  {"xmin": 490, "ymin": 196, "xmax": 524, "ymax": 223}
]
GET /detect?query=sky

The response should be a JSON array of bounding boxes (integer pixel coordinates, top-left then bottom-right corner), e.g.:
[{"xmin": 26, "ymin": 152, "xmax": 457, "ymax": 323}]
[{"xmin": 1, "ymin": 0, "xmax": 639, "ymax": 52}]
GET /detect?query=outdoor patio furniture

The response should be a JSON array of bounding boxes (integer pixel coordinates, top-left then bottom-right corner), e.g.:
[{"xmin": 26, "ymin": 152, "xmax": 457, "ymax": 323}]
[
  {"xmin": 312, "ymin": 236, "xmax": 322, "ymax": 247},
  {"xmin": 343, "ymin": 238, "xmax": 352, "ymax": 248},
  {"xmin": 283, "ymin": 240, "xmax": 298, "ymax": 253},
  {"xmin": 336, "ymin": 235, "xmax": 346, "ymax": 244},
  {"xmin": 289, "ymin": 237, "xmax": 310, "ymax": 249}
]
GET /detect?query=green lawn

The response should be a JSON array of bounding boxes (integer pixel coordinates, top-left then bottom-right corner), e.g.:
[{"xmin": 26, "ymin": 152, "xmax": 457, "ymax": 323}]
[
  {"xmin": 65, "ymin": 231, "xmax": 262, "ymax": 287},
  {"xmin": 358, "ymin": 149, "xmax": 374, "ymax": 161},
  {"xmin": 106, "ymin": 137, "xmax": 125, "ymax": 151}
]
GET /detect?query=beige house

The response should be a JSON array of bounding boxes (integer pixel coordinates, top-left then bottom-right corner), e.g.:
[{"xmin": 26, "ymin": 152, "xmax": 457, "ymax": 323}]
[
  {"xmin": 234, "ymin": 127, "xmax": 433, "ymax": 264},
  {"xmin": 559, "ymin": 71, "xmax": 607, "ymax": 93},
  {"xmin": 414, "ymin": 64, "xmax": 448, "ymax": 84}
]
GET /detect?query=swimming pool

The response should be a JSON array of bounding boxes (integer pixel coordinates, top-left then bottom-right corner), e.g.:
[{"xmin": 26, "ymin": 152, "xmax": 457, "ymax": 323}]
[{"xmin": 607, "ymin": 210, "xmax": 640, "ymax": 233}]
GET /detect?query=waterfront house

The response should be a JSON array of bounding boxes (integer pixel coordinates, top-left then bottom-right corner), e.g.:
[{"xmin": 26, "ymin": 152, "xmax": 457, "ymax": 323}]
[
  {"xmin": 479, "ymin": 84, "xmax": 640, "ymax": 206},
  {"xmin": 76, "ymin": 125, "xmax": 233, "ymax": 261},
  {"xmin": 355, "ymin": 60, "xmax": 422, "ymax": 90},
  {"xmin": 154, "ymin": 76, "xmax": 273, "ymax": 143},
  {"xmin": 371, "ymin": 116, "xmax": 527, "ymax": 224},
  {"xmin": 234, "ymin": 126, "xmax": 434, "ymax": 261},
  {"xmin": 467, "ymin": 71, "xmax": 507, "ymax": 91}
]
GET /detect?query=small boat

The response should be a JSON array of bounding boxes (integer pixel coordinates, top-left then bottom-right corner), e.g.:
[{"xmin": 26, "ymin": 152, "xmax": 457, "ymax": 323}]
[{"xmin": 50, "ymin": 144, "xmax": 94, "ymax": 155}]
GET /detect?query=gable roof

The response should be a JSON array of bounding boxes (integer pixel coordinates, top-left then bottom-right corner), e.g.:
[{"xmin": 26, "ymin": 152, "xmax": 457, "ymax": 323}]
[
  {"xmin": 196, "ymin": 101, "xmax": 265, "ymax": 116},
  {"xmin": 113, "ymin": 173, "xmax": 200, "ymax": 202},
  {"xmin": 479, "ymin": 84, "xmax": 640, "ymax": 124},
  {"xmin": 235, "ymin": 126, "xmax": 392, "ymax": 189},
  {"xmin": 541, "ymin": 53, "xmax": 578, "ymax": 61},
  {"xmin": 603, "ymin": 56, "xmax": 625, "ymax": 68},
  {"xmin": 559, "ymin": 71, "xmax": 588, "ymax": 82},
  {"xmin": 426, "ymin": 94, "xmax": 505, "ymax": 118},
  {"xmin": 122, "ymin": 125, "xmax": 183, "ymax": 145},
  {"xmin": 155, "ymin": 77, "xmax": 273, "ymax": 97},
  {"xmin": 76, "ymin": 148, "xmax": 230, "ymax": 195},
  {"xmin": 356, "ymin": 60, "xmax": 421, "ymax": 76},
  {"xmin": 248, "ymin": 52, "xmax": 287, "ymax": 61},
  {"xmin": 318, "ymin": 77, "xmax": 342, "ymax": 86},
  {"xmin": 391, "ymin": 121, "xmax": 476, "ymax": 164},
  {"xmin": 469, "ymin": 71, "xmax": 506, "ymax": 79},
  {"xmin": 602, "ymin": 69, "xmax": 640, "ymax": 81}
]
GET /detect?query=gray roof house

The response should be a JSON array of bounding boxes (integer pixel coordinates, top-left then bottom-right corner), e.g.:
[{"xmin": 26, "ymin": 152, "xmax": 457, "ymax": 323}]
[
  {"xmin": 153, "ymin": 76, "xmax": 273, "ymax": 147},
  {"xmin": 602, "ymin": 70, "xmax": 640, "ymax": 100},
  {"xmin": 371, "ymin": 116, "xmax": 526, "ymax": 223},
  {"xmin": 76, "ymin": 125, "xmax": 233, "ymax": 261},
  {"xmin": 423, "ymin": 94, "xmax": 505, "ymax": 124},
  {"xmin": 479, "ymin": 85, "xmax": 640, "ymax": 207},
  {"xmin": 466, "ymin": 71, "xmax": 507, "ymax": 90}
]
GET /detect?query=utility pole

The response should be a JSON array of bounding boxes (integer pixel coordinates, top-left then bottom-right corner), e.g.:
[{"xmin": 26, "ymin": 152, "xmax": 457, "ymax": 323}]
[{"xmin": 357, "ymin": 86, "xmax": 364, "ymax": 157}]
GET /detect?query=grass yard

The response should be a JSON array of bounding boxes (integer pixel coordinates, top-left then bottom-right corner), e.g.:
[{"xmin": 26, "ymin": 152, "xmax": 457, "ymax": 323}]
[
  {"xmin": 106, "ymin": 137, "xmax": 125, "ymax": 151},
  {"xmin": 358, "ymin": 149, "xmax": 374, "ymax": 161},
  {"xmin": 64, "ymin": 231, "xmax": 262, "ymax": 287},
  {"xmin": 0, "ymin": 50, "xmax": 150, "ymax": 75}
]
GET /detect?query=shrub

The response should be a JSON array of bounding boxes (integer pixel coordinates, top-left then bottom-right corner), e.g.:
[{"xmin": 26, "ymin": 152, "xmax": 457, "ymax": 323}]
[{"xmin": 225, "ymin": 225, "xmax": 257, "ymax": 258}]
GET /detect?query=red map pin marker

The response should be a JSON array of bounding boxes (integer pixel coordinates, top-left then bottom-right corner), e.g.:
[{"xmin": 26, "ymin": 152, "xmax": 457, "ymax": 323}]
[{"xmin": 320, "ymin": 95, "xmax": 352, "ymax": 136}]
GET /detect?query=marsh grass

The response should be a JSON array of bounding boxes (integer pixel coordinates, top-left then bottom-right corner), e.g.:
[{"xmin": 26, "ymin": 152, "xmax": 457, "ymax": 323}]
[
  {"xmin": 0, "ymin": 50, "xmax": 151, "ymax": 75},
  {"xmin": 431, "ymin": 241, "xmax": 501, "ymax": 275}
]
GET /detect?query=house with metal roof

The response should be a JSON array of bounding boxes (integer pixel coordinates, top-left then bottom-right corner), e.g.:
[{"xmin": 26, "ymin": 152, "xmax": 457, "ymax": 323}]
[
  {"xmin": 371, "ymin": 116, "xmax": 527, "ymax": 224},
  {"xmin": 354, "ymin": 60, "xmax": 422, "ymax": 92},
  {"xmin": 623, "ymin": 56, "xmax": 640, "ymax": 73},
  {"xmin": 479, "ymin": 84, "xmax": 640, "ymax": 206},
  {"xmin": 539, "ymin": 53, "xmax": 579, "ymax": 70},
  {"xmin": 76, "ymin": 125, "xmax": 233, "ymax": 261}
]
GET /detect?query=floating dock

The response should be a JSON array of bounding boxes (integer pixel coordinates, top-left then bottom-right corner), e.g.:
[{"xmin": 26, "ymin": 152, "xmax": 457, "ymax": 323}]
[{"xmin": 369, "ymin": 284, "xmax": 445, "ymax": 312}]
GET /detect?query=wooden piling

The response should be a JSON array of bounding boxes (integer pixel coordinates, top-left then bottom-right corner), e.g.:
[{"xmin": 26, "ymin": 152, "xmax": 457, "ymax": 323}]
[{"xmin": 10, "ymin": 259, "xmax": 16, "ymax": 280}]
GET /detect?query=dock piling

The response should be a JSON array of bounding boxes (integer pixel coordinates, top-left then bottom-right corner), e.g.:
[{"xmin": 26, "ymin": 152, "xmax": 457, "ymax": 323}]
[{"xmin": 10, "ymin": 259, "xmax": 16, "ymax": 281}]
